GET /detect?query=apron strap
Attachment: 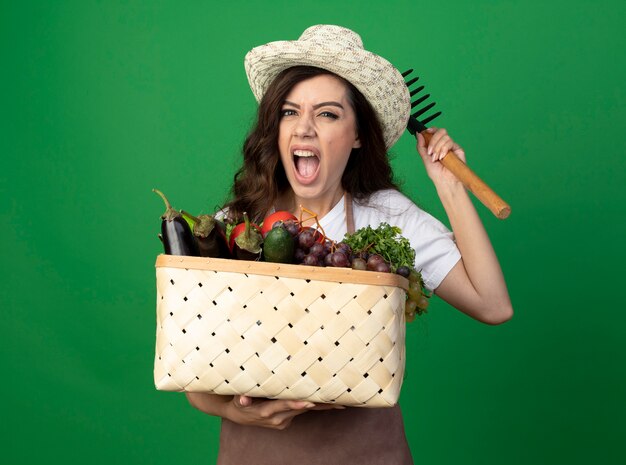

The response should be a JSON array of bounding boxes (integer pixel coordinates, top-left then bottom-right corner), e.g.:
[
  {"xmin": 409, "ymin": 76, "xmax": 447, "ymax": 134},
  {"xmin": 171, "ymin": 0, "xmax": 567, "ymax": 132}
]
[{"xmin": 344, "ymin": 192, "xmax": 355, "ymax": 234}]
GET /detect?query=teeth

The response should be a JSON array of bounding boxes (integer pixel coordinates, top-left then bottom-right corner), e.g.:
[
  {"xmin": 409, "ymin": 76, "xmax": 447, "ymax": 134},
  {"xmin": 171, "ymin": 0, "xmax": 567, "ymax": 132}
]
[{"xmin": 293, "ymin": 150, "xmax": 316, "ymax": 157}]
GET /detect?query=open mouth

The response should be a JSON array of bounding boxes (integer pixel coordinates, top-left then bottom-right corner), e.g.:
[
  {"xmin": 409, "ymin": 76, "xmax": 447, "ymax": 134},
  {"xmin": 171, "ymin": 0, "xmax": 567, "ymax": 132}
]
[{"xmin": 293, "ymin": 149, "xmax": 320, "ymax": 180}]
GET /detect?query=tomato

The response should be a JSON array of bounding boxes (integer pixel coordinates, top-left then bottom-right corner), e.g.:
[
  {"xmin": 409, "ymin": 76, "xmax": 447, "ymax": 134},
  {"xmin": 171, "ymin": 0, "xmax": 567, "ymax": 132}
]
[
  {"xmin": 261, "ymin": 211, "xmax": 298, "ymax": 237},
  {"xmin": 228, "ymin": 220, "xmax": 262, "ymax": 252}
]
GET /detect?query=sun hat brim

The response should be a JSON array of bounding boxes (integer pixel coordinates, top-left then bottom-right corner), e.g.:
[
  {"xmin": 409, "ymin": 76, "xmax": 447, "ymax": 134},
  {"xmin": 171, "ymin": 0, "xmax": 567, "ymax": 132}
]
[{"xmin": 244, "ymin": 25, "xmax": 410, "ymax": 149}]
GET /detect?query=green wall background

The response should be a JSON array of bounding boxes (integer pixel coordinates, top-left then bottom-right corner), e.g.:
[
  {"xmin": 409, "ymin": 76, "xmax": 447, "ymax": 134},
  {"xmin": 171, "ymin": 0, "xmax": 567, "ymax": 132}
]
[{"xmin": 2, "ymin": 1, "xmax": 624, "ymax": 464}]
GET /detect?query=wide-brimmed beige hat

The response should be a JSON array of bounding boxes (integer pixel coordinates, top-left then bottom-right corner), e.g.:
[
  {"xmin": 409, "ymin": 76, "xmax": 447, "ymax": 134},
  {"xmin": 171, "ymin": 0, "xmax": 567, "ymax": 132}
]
[{"xmin": 244, "ymin": 25, "xmax": 410, "ymax": 149}]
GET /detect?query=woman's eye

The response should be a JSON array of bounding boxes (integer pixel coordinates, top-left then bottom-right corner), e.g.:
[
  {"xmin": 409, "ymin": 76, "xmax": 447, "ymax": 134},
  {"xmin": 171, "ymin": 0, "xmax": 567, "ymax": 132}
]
[
  {"xmin": 281, "ymin": 109, "xmax": 297, "ymax": 117},
  {"xmin": 319, "ymin": 111, "xmax": 339, "ymax": 119}
]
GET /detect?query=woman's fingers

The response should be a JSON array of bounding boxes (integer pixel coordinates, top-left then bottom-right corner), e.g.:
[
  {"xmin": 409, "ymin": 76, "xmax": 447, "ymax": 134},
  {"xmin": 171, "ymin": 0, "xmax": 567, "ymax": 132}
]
[
  {"xmin": 415, "ymin": 127, "xmax": 467, "ymax": 184},
  {"xmin": 416, "ymin": 132, "xmax": 427, "ymax": 156},
  {"xmin": 236, "ymin": 395, "xmax": 253, "ymax": 407},
  {"xmin": 425, "ymin": 127, "xmax": 442, "ymax": 155},
  {"xmin": 309, "ymin": 403, "xmax": 346, "ymax": 411},
  {"xmin": 228, "ymin": 396, "xmax": 318, "ymax": 429},
  {"xmin": 421, "ymin": 127, "xmax": 465, "ymax": 163},
  {"xmin": 428, "ymin": 128, "xmax": 451, "ymax": 162},
  {"xmin": 237, "ymin": 396, "xmax": 314, "ymax": 413},
  {"xmin": 255, "ymin": 400, "xmax": 344, "ymax": 428},
  {"xmin": 424, "ymin": 127, "xmax": 445, "ymax": 159},
  {"xmin": 265, "ymin": 399, "xmax": 316, "ymax": 413}
]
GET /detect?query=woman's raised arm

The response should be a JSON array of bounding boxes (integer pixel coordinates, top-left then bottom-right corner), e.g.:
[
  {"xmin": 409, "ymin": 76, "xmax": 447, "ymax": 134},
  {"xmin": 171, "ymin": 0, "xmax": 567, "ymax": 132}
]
[{"xmin": 416, "ymin": 128, "xmax": 513, "ymax": 325}]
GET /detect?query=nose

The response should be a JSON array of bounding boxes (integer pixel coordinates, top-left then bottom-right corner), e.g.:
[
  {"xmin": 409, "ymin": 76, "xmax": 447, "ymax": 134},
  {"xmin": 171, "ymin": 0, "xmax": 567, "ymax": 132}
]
[{"xmin": 293, "ymin": 112, "xmax": 315, "ymax": 138}]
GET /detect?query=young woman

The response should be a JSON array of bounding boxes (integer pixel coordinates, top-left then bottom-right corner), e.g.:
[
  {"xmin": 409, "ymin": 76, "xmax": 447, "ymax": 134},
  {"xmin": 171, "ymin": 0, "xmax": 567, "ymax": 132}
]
[{"xmin": 186, "ymin": 25, "xmax": 513, "ymax": 464}]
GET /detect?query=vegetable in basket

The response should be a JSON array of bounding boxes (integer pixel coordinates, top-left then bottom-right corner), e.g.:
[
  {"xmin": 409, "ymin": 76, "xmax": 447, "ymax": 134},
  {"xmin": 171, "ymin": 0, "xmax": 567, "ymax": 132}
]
[
  {"xmin": 153, "ymin": 188, "xmax": 199, "ymax": 256},
  {"xmin": 181, "ymin": 210, "xmax": 231, "ymax": 258},
  {"xmin": 229, "ymin": 212, "xmax": 263, "ymax": 260},
  {"xmin": 263, "ymin": 223, "xmax": 295, "ymax": 263},
  {"xmin": 342, "ymin": 223, "xmax": 416, "ymax": 271},
  {"xmin": 260, "ymin": 210, "xmax": 298, "ymax": 237}
]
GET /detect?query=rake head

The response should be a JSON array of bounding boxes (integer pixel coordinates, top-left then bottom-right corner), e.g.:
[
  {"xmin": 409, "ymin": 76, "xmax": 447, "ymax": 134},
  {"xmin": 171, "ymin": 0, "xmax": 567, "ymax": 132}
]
[{"xmin": 402, "ymin": 69, "xmax": 442, "ymax": 136}]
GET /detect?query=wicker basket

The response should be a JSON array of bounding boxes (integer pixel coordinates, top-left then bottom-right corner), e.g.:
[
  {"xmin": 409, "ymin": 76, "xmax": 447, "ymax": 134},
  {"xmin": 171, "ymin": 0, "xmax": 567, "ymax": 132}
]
[{"xmin": 154, "ymin": 254, "xmax": 408, "ymax": 407}]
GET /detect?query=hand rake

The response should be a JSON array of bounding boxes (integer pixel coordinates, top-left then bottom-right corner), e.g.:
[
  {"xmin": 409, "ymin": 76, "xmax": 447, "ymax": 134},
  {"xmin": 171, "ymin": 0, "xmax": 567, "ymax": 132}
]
[{"xmin": 403, "ymin": 69, "xmax": 511, "ymax": 219}]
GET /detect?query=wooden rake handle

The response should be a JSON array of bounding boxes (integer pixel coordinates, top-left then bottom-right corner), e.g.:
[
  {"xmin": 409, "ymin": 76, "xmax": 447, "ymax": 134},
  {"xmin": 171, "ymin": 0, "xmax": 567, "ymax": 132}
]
[{"xmin": 421, "ymin": 130, "xmax": 511, "ymax": 219}]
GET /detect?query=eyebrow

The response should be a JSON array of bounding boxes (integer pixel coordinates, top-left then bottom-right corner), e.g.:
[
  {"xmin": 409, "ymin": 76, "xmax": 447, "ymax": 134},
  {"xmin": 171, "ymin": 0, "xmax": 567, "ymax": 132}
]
[{"xmin": 283, "ymin": 100, "xmax": 345, "ymax": 110}]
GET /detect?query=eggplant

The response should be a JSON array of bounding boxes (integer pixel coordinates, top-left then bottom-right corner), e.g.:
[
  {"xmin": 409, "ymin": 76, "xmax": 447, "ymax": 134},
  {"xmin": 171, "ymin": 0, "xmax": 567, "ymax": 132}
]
[
  {"xmin": 181, "ymin": 210, "xmax": 231, "ymax": 258},
  {"xmin": 153, "ymin": 188, "xmax": 199, "ymax": 256}
]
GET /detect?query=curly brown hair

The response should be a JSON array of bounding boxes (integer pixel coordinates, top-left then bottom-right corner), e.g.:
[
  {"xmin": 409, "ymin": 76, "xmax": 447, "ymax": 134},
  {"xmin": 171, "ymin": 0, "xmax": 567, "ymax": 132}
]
[{"xmin": 224, "ymin": 66, "xmax": 398, "ymax": 222}]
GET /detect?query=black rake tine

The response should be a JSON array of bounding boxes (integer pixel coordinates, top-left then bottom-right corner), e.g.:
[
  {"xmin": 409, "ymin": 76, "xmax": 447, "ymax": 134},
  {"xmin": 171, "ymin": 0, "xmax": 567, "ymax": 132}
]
[
  {"xmin": 412, "ymin": 101, "xmax": 437, "ymax": 119},
  {"xmin": 409, "ymin": 85, "xmax": 425, "ymax": 97},
  {"xmin": 421, "ymin": 111, "xmax": 442, "ymax": 126},
  {"xmin": 403, "ymin": 69, "xmax": 443, "ymax": 130},
  {"xmin": 411, "ymin": 93, "xmax": 430, "ymax": 108},
  {"xmin": 405, "ymin": 76, "xmax": 420, "ymax": 87}
]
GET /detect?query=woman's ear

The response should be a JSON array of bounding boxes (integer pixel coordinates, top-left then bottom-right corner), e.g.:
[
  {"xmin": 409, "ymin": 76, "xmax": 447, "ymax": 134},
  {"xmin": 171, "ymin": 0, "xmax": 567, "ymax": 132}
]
[{"xmin": 353, "ymin": 134, "xmax": 362, "ymax": 149}]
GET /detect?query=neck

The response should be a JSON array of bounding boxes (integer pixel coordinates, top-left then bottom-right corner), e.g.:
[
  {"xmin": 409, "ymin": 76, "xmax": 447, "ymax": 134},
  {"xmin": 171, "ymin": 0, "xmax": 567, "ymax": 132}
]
[{"xmin": 277, "ymin": 187, "xmax": 345, "ymax": 226}]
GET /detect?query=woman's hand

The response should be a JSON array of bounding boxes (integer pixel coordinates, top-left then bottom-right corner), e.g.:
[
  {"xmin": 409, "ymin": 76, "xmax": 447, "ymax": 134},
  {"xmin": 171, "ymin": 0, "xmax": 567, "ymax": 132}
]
[
  {"xmin": 226, "ymin": 395, "xmax": 342, "ymax": 430},
  {"xmin": 416, "ymin": 127, "xmax": 466, "ymax": 185},
  {"xmin": 186, "ymin": 392, "xmax": 343, "ymax": 430}
]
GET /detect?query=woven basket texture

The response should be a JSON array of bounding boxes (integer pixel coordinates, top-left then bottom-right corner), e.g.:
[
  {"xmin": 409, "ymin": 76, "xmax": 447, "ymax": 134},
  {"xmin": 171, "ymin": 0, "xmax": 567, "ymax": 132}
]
[{"xmin": 154, "ymin": 255, "xmax": 407, "ymax": 407}]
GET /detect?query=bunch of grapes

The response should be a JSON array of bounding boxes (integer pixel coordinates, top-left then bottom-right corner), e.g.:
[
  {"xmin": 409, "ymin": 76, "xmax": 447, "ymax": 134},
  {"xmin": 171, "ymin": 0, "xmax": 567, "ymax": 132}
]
[
  {"xmin": 279, "ymin": 220, "xmax": 380, "ymax": 271},
  {"xmin": 403, "ymin": 268, "xmax": 430, "ymax": 322},
  {"xmin": 283, "ymin": 221, "xmax": 349, "ymax": 267}
]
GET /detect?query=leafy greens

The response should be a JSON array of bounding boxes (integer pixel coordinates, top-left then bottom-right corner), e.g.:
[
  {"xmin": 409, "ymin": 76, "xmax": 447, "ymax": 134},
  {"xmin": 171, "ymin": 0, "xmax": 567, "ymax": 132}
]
[{"xmin": 342, "ymin": 223, "xmax": 416, "ymax": 271}]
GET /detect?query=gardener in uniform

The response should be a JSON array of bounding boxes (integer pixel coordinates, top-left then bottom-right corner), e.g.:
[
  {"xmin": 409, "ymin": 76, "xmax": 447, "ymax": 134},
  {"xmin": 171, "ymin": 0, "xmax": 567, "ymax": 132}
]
[{"xmin": 186, "ymin": 24, "xmax": 513, "ymax": 465}]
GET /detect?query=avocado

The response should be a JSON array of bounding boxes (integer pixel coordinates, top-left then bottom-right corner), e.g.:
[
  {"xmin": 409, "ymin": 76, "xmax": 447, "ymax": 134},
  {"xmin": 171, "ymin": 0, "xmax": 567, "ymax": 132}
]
[{"xmin": 263, "ymin": 226, "xmax": 295, "ymax": 263}]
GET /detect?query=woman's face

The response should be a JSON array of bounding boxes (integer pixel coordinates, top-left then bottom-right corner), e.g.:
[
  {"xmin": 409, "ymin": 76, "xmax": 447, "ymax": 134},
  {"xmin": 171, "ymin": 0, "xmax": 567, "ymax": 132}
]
[{"xmin": 278, "ymin": 74, "xmax": 361, "ymax": 205}]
